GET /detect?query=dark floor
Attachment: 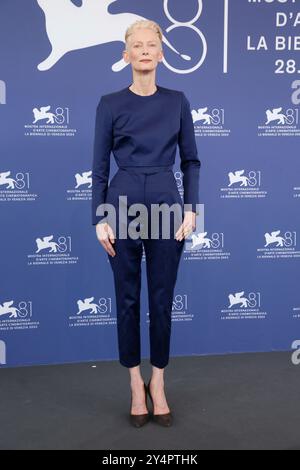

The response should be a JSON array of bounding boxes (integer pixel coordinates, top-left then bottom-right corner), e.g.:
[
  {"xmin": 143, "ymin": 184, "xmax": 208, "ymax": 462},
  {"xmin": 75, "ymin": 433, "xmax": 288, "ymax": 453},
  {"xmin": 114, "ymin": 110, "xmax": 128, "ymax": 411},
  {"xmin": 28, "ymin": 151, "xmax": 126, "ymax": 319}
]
[{"xmin": 0, "ymin": 351, "xmax": 299, "ymax": 450}]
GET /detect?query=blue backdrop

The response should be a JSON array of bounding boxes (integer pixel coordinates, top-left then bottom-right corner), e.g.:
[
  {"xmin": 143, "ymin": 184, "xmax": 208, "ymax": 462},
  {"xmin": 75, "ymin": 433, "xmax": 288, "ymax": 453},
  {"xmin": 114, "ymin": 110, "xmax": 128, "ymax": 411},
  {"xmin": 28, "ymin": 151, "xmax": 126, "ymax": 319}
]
[{"xmin": 0, "ymin": 0, "xmax": 299, "ymax": 368}]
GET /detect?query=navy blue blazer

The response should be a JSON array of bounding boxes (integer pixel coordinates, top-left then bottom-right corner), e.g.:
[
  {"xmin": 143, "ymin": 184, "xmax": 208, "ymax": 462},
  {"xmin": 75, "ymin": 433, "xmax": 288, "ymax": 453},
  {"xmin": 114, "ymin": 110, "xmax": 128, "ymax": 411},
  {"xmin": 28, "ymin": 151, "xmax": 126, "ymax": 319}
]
[{"xmin": 92, "ymin": 85, "xmax": 201, "ymax": 225}]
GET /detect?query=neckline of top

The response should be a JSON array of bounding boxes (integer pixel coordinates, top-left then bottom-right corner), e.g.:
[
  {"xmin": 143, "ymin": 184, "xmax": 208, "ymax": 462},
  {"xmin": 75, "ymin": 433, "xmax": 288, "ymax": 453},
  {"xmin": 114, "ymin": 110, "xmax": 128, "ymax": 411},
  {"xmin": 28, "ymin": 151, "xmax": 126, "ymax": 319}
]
[{"xmin": 126, "ymin": 84, "xmax": 160, "ymax": 98}]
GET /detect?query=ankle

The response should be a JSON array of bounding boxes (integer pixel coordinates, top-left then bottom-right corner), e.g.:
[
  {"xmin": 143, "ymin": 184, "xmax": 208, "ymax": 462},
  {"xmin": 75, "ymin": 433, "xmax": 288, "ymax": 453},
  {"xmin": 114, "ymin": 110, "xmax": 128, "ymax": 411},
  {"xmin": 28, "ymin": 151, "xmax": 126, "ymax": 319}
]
[
  {"xmin": 150, "ymin": 377, "xmax": 165, "ymax": 389},
  {"xmin": 130, "ymin": 377, "xmax": 144, "ymax": 388}
]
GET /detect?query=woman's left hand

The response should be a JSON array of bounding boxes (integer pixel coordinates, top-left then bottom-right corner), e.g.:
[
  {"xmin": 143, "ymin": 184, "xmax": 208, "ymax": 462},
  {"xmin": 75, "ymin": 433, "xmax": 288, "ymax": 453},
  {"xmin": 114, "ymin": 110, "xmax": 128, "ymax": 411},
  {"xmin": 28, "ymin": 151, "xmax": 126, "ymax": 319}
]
[{"xmin": 175, "ymin": 211, "xmax": 197, "ymax": 241}]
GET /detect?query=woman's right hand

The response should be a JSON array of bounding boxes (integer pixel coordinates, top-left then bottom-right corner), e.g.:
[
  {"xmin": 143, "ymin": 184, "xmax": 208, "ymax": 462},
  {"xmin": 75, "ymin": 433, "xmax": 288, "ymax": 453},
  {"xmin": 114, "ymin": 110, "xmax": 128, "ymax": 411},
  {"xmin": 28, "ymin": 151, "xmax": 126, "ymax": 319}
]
[{"xmin": 96, "ymin": 222, "xmax": 116, "ymax": 257}]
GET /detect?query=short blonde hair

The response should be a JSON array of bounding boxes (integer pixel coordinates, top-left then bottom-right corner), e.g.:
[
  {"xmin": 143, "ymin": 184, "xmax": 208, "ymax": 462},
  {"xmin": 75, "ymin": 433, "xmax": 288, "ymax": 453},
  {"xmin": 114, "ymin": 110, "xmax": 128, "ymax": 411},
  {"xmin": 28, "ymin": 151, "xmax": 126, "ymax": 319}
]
[{"xmin": 125, "ymin": 20, "xmax": 163, "ymax": 49}]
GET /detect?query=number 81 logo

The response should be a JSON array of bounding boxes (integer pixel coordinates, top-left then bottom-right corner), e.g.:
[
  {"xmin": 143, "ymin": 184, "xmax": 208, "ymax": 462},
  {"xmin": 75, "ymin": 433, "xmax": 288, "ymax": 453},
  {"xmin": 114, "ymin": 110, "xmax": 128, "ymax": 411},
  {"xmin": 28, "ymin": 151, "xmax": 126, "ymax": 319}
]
[{"xmin": 162, "ymin": 0, "xmax": 229, "ymax": 74}]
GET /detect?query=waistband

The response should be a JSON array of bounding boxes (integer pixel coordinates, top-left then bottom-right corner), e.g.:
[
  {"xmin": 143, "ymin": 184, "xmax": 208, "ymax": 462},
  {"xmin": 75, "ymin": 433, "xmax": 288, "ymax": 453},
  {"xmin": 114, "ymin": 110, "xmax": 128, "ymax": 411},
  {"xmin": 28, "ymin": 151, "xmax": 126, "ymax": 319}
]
[{"xmin": 117, "ymin": 165, "xmax": 173, "ymax": 175}]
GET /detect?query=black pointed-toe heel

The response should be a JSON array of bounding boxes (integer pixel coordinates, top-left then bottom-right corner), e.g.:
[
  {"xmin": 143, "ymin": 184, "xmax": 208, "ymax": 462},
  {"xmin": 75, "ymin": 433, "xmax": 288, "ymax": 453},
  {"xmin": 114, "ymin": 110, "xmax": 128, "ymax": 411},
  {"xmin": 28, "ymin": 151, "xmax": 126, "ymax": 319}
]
[
  {"xmin": 129, "ymin": 382, "xmax": 150, "ymax": 428},
  {"xmin": 146, "ymin": 379, "xmax": 173, "ymax": 427}
]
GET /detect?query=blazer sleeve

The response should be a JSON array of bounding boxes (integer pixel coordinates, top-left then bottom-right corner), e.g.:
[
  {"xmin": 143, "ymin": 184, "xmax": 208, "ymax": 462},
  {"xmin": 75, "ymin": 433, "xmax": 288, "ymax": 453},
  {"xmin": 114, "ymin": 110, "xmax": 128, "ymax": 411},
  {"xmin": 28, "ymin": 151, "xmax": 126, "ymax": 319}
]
[
  {"xmin": 91, "ymin": 96, "xmax": 113, "ymax": 225},
  {"xmin": 178, "ymin": 91, "xmax": 201, "ymax": 215}
]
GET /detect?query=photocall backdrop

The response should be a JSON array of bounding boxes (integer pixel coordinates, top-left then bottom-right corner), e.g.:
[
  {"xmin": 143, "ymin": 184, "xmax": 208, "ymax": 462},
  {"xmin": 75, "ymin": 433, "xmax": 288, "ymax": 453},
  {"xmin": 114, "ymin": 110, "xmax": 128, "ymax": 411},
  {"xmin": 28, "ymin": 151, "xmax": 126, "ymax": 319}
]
[{"xmin": 0, "ymin": 0, "xmax": 299, "ymax": 368}]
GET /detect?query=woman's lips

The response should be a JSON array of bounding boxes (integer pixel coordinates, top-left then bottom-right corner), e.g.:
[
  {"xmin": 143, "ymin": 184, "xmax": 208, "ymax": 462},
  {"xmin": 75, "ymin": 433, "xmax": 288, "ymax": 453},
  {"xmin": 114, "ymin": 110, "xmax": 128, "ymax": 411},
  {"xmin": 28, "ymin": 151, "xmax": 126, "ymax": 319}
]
[{"xmin": 140, "ymin": 60, "xmax": 151, "ymax": 62}]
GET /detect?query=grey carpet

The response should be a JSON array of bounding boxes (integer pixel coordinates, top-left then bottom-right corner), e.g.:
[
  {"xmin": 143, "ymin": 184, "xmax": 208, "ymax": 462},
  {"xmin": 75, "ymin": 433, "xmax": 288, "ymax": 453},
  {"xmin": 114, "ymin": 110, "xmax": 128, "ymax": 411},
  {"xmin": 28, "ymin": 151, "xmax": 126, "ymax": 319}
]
[{"xmin": 0, "ymin": 351, "xmax": 299, "ymax": 450}]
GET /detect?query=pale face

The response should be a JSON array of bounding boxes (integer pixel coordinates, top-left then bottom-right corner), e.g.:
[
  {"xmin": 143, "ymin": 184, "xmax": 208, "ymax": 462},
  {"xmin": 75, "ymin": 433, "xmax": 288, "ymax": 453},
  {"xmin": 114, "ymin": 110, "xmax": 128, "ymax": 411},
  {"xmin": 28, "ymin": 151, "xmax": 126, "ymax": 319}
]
[{"xmin": 123, "ymin": 28, "xmax": 163, "ymax": 71}]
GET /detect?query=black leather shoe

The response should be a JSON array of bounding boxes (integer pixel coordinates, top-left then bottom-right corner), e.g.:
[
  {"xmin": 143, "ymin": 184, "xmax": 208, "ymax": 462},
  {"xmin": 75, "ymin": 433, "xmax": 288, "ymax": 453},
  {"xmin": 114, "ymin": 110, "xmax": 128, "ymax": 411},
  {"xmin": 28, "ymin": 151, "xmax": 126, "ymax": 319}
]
[
  {"xmin": 146, "ymin": 379, "xmax": 173, "ymax": 427},
  {"xmin": 129, "ymin": 382, "xmax": 150, "ymax": 428}
]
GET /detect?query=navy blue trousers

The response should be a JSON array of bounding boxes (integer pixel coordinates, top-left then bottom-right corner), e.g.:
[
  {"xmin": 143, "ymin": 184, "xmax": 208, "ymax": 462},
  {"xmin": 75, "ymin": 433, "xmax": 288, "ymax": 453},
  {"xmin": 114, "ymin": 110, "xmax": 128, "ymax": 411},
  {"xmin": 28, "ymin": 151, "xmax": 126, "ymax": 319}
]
[{"xmin": 104, "ymin": 165, "xmax": 185, "ymax": 369}]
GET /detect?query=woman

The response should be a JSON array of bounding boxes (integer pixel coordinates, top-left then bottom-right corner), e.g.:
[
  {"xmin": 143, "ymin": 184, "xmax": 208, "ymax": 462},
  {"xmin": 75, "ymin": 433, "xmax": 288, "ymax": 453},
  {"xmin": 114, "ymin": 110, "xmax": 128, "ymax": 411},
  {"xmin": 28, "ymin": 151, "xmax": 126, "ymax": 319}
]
[{"xmin": 92, "ymin": 20, "xmax": 201, "ymax": 428}]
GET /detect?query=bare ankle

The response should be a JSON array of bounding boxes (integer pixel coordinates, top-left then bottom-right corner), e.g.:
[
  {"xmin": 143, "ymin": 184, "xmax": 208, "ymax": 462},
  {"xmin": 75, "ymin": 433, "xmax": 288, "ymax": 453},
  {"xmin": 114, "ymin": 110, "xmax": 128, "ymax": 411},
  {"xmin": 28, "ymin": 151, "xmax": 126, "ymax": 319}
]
[
  {"xmin": 151, "ymin": 375, "xmax": 164, "ymax": 385},
  {"xmin": 130, "ymin": 377, "xmax": 144, "ymax": 387}
]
